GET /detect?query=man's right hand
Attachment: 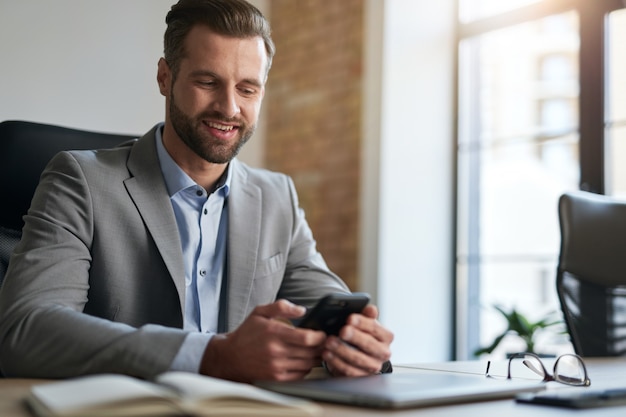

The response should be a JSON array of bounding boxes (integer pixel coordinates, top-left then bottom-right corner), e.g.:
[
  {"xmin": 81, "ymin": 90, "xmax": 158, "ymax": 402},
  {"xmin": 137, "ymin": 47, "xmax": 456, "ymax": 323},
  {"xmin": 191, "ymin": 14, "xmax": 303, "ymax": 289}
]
[{"xmin": 199, "ymin": 299, "xmax": 326, "ymax": 382}]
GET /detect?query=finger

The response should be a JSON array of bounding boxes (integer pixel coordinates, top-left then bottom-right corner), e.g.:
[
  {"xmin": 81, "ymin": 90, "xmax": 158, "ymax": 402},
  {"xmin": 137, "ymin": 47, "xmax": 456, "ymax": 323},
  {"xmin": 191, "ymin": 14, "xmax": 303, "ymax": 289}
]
[
  {"xmin": 269, "ymin": 321, "xmax": 327, "ymax": 347},
  {"xmin": 339, "ymin": 324, "xmax": 391, "ymax": 362},
  {"xmin": 346, "ymin": 312, "xmax": 394, "ymax": 345},
  {"xmin": 252, "ymin": 299, "xmax": 306, "ymax": 320},
  {"xmin": 323, "ymin": 353, "xmax": 371, "ymax": 377},
  {"xmin": 323, "ymin": 338, "xmax": 381, "ymax": 376},
  {"xmin": 361, "ymin": 304, "xmax": 378, "ymax": 319},
  {"xmin": 329, "ymin": 335, "xmax": 386, "ymax": 370},
  {"xmin": 266, "ymin": 338, "xmax": 324, "ymax": 361},
  {"xmin": 257, "ymin": 355, "xmax": 322, "ymax": 381},
  {"xmin": 286, "ymin": 345, "xmax": 324, "ymax": 361}
]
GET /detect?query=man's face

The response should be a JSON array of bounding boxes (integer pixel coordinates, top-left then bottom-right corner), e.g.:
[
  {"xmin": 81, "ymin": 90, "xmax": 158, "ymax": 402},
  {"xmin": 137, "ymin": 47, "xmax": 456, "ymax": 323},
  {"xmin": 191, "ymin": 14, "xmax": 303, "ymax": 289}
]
[{"xmin": 158, "ymin": 25, "xmax": 267, "ymax": 164}]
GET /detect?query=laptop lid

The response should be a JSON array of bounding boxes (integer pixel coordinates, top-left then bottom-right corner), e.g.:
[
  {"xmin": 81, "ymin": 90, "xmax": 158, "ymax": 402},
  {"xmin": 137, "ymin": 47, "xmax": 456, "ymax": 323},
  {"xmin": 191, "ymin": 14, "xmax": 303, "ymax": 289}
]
[{"xmin": 256, "ymin": 371, "xmax": 545, "ymax": 409}]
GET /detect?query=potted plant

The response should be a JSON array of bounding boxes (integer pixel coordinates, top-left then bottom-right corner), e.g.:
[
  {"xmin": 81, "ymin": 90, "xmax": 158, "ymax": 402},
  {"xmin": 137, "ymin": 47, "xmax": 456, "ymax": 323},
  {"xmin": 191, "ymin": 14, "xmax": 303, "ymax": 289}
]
[{"xmin": 473, "ymin": 305, "xmax": 562, "ymax": 357}]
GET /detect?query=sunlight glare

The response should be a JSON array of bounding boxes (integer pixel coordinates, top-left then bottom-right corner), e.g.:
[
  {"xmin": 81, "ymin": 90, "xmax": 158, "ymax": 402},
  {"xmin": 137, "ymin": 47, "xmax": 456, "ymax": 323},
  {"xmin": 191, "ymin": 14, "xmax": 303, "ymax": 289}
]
[{"xmin": 460, "ymin": 0, "xmax": 543, "ymax": 22}]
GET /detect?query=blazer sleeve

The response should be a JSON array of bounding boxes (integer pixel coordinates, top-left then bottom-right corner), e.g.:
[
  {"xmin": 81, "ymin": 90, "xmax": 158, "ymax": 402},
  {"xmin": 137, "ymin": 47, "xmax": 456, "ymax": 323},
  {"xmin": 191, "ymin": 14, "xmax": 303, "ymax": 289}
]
[
  {"xmin": 275, "ymin": 175, "xmax": 351, "ymax": 307},
  {"xmin": 0, "ymin": 151, "xmax": 186, "ymax": 379}
]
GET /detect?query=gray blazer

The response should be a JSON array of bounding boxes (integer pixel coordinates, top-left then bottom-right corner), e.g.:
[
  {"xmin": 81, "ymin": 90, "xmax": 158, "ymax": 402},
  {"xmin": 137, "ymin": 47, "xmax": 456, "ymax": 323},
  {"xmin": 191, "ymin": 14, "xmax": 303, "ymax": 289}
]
[{"xmin": 0, "ymin": 125, "xmax": 349, "ymax": 378}]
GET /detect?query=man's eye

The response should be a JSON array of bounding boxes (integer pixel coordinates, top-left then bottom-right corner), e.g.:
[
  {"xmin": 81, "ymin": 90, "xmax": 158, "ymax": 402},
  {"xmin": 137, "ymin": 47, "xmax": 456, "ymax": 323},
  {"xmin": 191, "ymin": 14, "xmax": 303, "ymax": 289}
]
[{"xmin": 240, "ymin": 88, "xmax": 256, "ymax": 96}]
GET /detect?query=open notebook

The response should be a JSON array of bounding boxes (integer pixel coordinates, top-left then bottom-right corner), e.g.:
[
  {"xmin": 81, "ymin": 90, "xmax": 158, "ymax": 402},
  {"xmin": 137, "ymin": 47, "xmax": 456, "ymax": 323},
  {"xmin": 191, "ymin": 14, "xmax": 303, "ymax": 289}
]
[{"xmin": 256, "ymin": 370, "xmax": 545, "ymax": 409}]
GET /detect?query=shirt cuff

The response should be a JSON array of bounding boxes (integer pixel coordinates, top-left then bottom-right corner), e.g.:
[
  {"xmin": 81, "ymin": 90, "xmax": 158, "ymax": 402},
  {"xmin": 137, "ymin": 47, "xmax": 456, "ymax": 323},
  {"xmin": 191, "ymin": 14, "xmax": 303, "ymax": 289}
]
[{"xmin": 169, "ymin": 332, "xmax": 214, "ymax": 373}]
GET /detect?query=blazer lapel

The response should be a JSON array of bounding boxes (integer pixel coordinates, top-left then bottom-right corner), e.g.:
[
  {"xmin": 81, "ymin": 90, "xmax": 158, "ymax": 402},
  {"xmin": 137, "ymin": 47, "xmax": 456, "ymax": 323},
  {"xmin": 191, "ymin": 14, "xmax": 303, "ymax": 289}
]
[
  {"xmin": 122, "ymin": 136, "xmax": 261, "ymax": 331},
  {"xmin": 224, "ymin": 160, "xmax": 262, "ymax": 331},
  {"xmin": 125, "ymin": 127, "xmax": 186, "ymax": 312}
]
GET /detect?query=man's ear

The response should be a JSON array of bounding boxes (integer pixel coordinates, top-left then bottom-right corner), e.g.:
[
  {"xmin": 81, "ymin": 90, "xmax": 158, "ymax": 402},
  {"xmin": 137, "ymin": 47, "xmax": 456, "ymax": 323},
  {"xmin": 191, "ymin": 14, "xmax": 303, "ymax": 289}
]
[{"xmin": 157, "ymin": 58, "xmax": 171, "ymax": 97}]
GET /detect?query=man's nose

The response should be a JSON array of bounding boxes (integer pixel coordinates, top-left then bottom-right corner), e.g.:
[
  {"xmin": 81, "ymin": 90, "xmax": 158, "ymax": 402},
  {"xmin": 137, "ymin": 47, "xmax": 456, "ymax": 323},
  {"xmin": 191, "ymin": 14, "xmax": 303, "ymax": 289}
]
[{"xmin": 213, "ymin": 88, "xmax": 240, "ymax": 119}]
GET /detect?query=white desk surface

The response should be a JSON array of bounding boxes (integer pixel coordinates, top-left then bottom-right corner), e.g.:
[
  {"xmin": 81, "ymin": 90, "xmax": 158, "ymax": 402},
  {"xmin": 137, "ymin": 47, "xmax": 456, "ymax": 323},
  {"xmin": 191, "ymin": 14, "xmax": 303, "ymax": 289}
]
[{"xmin": 2, "ymin": 358, "xmax": 626, "ymax": 416}]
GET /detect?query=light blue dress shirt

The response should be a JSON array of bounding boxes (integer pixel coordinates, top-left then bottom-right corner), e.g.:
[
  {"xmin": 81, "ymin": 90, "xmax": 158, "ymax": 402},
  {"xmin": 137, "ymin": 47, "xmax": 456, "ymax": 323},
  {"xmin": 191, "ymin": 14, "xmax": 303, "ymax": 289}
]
[{"xmin": 154, "ymin": 124, "xmax": 231, "ymax": 372}]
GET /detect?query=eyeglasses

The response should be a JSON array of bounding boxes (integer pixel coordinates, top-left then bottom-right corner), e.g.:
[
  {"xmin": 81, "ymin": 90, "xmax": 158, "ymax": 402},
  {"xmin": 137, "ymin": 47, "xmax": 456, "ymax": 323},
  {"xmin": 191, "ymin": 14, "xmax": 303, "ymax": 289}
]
[{"xmin": 485, "ymin": 352, "xmax": 591, "ymax": 387}]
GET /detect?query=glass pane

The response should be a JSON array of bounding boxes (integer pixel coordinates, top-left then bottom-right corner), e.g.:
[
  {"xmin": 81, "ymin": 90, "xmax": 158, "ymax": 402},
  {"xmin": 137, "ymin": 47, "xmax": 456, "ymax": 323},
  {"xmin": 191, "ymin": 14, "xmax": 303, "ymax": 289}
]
[
  {"xmin": 457, "ymin": 12, "xmax": 579, "ymax": 359},
  {"xmin": 459, "ymin": 0, "xmax": 542, "ymax": 23},
  {"xmin": 607, "ymin": 9, "xmax": 626, "ymax": 123},
  {"xmin": 609, "ymin": 126, "xmax": 626, "ymax": 197},
  {"xmin": 607, "ymin": 9, "xmax": 626, "ymax": 196}
]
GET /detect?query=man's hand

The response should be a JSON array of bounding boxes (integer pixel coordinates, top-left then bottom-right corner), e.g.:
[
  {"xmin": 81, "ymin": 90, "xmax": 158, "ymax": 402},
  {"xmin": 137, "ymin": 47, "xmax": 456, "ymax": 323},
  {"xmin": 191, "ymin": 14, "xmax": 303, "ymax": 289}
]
[
  {"xmin": 199, "ymin": 299, "xmax": 326, "ymax": 383},
  {"xmin": 322, "ymin": 304, "xmax": 393, "ymax": 377}
]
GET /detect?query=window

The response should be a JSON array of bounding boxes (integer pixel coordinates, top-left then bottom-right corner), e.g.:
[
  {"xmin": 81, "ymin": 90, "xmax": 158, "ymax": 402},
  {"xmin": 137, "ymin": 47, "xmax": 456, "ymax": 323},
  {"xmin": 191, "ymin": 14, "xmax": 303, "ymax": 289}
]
[
  {"xmin": 606, "ymin": 8, "xmax": 626, "ymax": 196},
  {"xmin": 456, "ymin": 0, "xmax": 626, "ymax": 359}
]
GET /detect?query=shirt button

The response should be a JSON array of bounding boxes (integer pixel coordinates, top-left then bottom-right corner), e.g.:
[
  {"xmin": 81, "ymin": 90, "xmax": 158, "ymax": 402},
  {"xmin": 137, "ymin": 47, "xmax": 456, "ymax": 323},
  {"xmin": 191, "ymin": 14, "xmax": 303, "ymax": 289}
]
[
  {"xmin": 199, "ymin": 269, "xmax": 207, "ymax": 277},
  {"xmin": 204, "ymin": 208, "xmax": 208, "ymax": 215},
  {"xmin": 196, "ymin": 190, "xmax": 203, "ymax": 197}
]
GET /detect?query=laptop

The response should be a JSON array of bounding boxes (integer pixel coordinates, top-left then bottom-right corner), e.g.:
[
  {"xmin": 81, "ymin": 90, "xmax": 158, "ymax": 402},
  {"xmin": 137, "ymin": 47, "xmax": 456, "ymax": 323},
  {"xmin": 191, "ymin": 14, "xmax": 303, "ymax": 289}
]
[{"xmin": 256, "ymin": 370, "xmax": 546, "ymax": 409}]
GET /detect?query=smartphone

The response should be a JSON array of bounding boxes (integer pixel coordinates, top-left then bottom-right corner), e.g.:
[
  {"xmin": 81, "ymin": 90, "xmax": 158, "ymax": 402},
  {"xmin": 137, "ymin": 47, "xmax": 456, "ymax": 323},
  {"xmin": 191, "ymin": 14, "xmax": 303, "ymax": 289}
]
[
  {"xmin": 293, "ymin": 293, "xmax": 370, "ymax": 335},
  {"xmin": 516, "ymin": 389, "xmax": 626, "ymax": 409}
]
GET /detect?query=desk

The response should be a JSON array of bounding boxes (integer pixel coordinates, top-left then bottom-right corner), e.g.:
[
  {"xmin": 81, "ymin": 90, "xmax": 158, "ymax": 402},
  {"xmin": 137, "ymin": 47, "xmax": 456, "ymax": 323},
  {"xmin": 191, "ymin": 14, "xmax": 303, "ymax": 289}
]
[{"xmin": 2, "ymin": 358, "xmax": 626, "ymax": 416}]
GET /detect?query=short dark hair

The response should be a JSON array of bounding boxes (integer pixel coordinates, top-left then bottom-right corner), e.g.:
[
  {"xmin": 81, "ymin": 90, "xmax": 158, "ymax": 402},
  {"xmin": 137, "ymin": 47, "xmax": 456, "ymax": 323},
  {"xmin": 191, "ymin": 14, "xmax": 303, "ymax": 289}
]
[{"xmin": 164, "ymin": 0, "xmax": 275, "ymax": 79}]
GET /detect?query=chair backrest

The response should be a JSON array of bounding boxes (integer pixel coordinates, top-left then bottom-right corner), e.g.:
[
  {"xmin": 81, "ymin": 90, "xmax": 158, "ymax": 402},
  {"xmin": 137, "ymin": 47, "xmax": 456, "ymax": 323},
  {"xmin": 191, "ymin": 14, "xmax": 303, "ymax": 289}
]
[
  {"xmin": 557, "ymin": 191, "xmax": 626, "ymax": 357},
  {"xmin": 0, "ymin": 120, "xmax": 137, "ymax": 284}
]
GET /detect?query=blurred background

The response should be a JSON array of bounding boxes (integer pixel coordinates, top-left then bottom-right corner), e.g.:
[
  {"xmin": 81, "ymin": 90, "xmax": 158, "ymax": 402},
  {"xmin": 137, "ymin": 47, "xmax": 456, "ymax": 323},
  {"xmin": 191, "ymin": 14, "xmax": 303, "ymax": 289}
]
[{"xmin": 1, "ymin": 0, "xmax": 624, "ymax": 363}]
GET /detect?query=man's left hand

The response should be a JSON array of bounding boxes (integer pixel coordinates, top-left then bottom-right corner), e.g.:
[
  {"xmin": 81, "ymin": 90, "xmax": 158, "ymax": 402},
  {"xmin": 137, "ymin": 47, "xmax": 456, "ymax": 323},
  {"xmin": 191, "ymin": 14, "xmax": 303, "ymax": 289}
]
[{"xmin": 322, "ymin": 304, "xmax": 393, "ymax": 376}]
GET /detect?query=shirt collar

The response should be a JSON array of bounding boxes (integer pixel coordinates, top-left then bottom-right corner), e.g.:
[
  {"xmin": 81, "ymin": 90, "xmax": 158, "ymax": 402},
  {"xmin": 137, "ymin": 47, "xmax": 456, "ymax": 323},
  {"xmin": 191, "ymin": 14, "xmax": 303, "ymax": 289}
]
[{"xmin": 155, "ymin": 123, "xmax": 232, "ymax": 198}]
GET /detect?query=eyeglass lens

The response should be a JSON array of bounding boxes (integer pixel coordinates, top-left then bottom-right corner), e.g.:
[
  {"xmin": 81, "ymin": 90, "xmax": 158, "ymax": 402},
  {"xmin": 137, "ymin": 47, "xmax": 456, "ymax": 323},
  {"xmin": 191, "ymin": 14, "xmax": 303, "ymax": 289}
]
[
  {"xmin": 554, "ymin": 354, "xmax": 587, "ymax": 385},
  {"xmin": 511, "ymin": 353, "xmax": 588, "ymax": 386}
]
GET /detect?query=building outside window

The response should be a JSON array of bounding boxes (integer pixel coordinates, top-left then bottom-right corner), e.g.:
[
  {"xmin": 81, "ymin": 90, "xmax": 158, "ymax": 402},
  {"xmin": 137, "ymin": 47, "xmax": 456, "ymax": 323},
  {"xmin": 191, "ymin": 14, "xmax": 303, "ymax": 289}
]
[{"xmin": 455, "ymin": 0, "xmax": 626, "ymax": 359}]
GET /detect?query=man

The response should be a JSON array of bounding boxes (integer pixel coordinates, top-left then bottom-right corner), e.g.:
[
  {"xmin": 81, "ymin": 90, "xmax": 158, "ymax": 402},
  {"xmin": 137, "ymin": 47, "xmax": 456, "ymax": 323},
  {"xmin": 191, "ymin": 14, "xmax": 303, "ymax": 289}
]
[{"xmin": 0, "ymin": 0, "xmax": 393, "ymax": 382}]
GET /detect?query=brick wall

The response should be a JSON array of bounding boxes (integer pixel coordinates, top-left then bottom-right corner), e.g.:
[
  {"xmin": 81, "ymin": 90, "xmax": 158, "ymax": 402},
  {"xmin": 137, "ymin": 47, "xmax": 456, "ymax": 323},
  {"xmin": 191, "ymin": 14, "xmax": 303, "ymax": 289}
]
[{"xmin": 266, "ymin": 0, "xmax": 364, "ymax": 290}]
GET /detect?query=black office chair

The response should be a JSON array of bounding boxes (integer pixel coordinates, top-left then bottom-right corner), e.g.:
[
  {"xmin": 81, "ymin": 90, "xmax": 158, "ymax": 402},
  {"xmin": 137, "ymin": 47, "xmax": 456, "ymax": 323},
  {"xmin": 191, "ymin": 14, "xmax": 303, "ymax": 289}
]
[
  {"xmin": 556, "ymin": 191, "xmax": 626, "ymax": 357},
  {"xmin": 0, "ymin": 120, "xmax": 137, "ymax": 284}
]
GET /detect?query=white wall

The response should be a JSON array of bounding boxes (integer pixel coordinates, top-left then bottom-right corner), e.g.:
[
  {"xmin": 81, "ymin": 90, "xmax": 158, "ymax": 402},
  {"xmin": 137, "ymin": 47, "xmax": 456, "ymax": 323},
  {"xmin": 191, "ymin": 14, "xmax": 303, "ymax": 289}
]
[
  {"xmin": 0, "ymin": 0, "xmax": 170, "ymax": 135},
  {"xmin": 0, "ymin": 0, "xmax": 266, "ymax": 166},
  {"xmin": 361, "ymin": 0, "xmax": 455, "ymax": 363}
]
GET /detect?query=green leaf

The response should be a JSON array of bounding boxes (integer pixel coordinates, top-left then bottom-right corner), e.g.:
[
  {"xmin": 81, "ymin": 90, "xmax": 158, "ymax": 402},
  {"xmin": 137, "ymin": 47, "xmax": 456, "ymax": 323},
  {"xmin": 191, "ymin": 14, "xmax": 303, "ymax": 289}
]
[
  {"xmin": 473, "ymin": 305, "xmax": 565, "ymax": 357},
  {"xmin": 473, "ymin": 332, "xmax": 508, "ymax": 356}
]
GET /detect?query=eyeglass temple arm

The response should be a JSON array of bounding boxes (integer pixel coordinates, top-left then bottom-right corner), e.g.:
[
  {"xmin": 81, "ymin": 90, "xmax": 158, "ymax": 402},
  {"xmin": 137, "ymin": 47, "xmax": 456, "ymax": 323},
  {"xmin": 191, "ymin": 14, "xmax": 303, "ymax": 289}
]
[{"xmin": 523, "ymin": 359, "xmax": 545, "ymax": 377}]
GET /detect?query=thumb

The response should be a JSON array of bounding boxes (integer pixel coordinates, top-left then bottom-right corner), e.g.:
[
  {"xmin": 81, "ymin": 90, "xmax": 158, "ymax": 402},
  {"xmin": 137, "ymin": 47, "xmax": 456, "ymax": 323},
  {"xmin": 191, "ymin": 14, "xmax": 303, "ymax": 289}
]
[
  {"xmin": 252, "ymin": 299, "xmax": 306, "ymax": 320},
  {"xmin": 361, "ymin": 304, "xmax": 379, "ymax": 319}
]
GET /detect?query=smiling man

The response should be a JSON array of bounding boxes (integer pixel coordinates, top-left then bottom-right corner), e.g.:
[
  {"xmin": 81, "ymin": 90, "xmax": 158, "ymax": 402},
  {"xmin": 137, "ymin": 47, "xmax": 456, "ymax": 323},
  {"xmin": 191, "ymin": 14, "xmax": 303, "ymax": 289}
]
[
  {"xmin": 0, "ymin": 0, "xmax": 393, "ymax": 383},
  {"xmin": 158, "ymin": 23, "xmax": 266, "ymax": 188}
]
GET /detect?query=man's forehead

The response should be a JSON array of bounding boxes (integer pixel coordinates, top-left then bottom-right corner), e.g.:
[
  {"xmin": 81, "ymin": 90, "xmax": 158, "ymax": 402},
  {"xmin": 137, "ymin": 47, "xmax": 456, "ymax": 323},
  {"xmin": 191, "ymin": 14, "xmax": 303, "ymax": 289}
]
[
  {"xmin": 181, "ymin": 26, "xmax": 268, "ymax": 77},
  {"xmin": 184, "ymin": 26, "xmax": 265, "ymax": 56}
]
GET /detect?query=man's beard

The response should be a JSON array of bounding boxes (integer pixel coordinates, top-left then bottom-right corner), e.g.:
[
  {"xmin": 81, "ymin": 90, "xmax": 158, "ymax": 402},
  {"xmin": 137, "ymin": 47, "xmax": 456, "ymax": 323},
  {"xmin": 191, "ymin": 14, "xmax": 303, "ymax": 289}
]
[{"xmin": 169, "ymin": 92, "xmax": 254, "ymax": 164}]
